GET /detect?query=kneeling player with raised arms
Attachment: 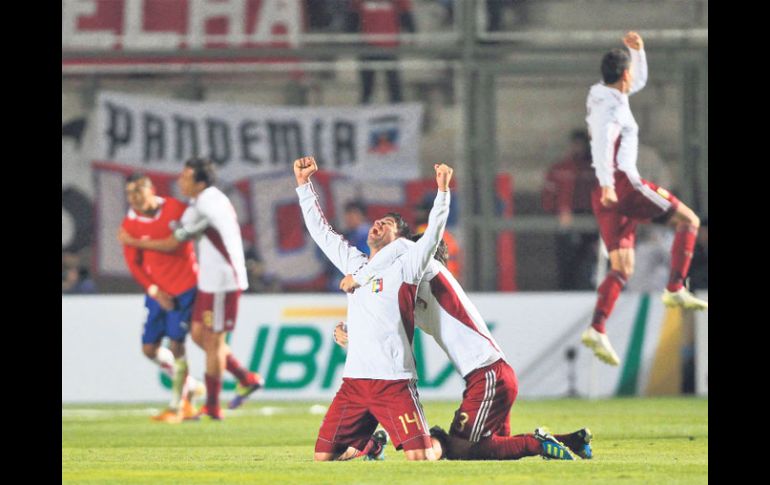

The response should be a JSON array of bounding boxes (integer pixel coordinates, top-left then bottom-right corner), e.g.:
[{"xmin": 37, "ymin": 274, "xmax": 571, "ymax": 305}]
[
  {"xmin": 335, "ymin": 235, "xmax": 593, "ymax": 461},
  {"xmin": 294, "ymin": 156, "xmax": 452, "ymax": 461}
]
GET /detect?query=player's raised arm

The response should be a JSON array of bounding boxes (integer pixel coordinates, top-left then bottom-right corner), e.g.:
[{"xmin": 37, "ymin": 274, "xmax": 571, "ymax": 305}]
[
  {"xmin": 401, "ymin": 164, "xmax": 452, "ymax": 284},
  {"xmin": 624, "ymin": 31, "xmax": 647, "ymax": 95},
  {"xmin": 294, "ymin": 156, "xmax": 368, "ymax": 275}
]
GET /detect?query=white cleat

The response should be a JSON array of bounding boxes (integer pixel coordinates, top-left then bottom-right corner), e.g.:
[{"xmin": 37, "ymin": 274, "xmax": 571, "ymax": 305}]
[
  {"xmin": 661, "ymin": 288, "xmax": 708, "ymax": 311},
  {"xmin": 581, "ymin": 327, "xmax": 621, "ymax": 366}
]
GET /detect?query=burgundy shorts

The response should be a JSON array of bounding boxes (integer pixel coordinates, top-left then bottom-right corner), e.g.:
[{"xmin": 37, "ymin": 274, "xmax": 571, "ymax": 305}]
[
  {"xmin": 315, "ymin": 378, "xmax": 432, "ymax": 454},
  {"xmin": 192, "ymin": 290, "xmax": 241, "ymax": 332},
  {"xmin": 450, "ymin": 359, "xmax": 518, "ymax": 442},
  {"xmin": 592, "ymin": 173, "xmax": 680, "ymax": 252}
]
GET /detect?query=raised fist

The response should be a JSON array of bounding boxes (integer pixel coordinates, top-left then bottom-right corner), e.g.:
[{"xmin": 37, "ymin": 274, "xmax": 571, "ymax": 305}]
[
  {"xmin": 434, "ymin": 163, "xmax": 454, "ymax": 192},
  {"xmin": 294, "ymin": 156, "xmax": 318, "ymax": 186}
]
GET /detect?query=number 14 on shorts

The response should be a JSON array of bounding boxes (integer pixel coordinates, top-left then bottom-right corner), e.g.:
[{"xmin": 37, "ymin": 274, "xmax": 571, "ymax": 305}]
[{"xmin": 398, "ymin": 412, "xmax": 422, "ymax": 435}]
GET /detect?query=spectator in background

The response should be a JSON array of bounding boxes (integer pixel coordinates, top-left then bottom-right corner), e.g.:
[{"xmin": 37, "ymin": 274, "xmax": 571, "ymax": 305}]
[
  {"xmin": 541, "ymin": 129, "xmax": 597, "ymax": 290},
  {"xmin": 343, "ymin": 201, "xmax": 371, "ymax": 256},
  {"xmin": 62, "ymin": 250, "xmax": 96, "ymax": 294},
  {"xmin": 486, "ymin": 0, "xmax": 529, "ymax": 32},
  {"xmin": 347, "ymin": 0, "xmax": 416, "ymax": 104}
]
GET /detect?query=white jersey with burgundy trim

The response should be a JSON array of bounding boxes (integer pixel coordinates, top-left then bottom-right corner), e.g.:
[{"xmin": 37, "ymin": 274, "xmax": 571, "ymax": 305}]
[
  {"xmin": 353, "ymin": 238, "xmax": 506, "ymax": 378},
  {"xmin": 296, "ymin": 182, "xmax": 450, "ymax": 380},
  {"xmin": 178, "ymin": 186, "xmax": 248, "ymax": 293},
  {"xmin": 586, "ymin": 48, "xmax": 648, "ymax": 189}
]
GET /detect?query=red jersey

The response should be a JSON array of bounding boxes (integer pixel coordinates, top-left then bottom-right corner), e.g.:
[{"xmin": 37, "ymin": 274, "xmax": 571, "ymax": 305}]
[
  {"xmin": 121, "ymin": 196, "xmax": 198, "ymax": 296},
  {"xmin": 352, "ymin": 0, "xmax": 412, "ymax": 47}
]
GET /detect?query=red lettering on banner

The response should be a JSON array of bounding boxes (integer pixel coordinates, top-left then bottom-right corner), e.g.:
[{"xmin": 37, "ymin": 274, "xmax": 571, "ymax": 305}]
[{"xmin": 62, "ymin": 0, "xmax": 302, "ymax": 53}]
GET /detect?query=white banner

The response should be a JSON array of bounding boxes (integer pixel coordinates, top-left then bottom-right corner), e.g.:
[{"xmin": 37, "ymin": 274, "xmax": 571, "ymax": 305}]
[
  {"xmin": 62, "ymin": 293, "xmax": 689, "ymax": 403},
  {"xmin": 93, "ymin": 91, "xmax": 423, "ymax": 182}
]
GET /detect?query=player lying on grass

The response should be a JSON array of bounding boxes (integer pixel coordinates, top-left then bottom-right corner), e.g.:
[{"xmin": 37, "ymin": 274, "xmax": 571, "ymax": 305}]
[
  {"xmin": 334, "ymin": 234, "xmax": 593, "ymax": 461},
  {"xmin": 294, "ymin": 156, "xmax": 452, "ymax": 461}
]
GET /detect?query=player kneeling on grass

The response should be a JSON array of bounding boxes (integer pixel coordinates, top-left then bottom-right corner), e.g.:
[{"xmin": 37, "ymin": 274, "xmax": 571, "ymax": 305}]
[
  {"xmin": 335, "ymin": 235, "xmax": 592, "ymax": 461},
  {"xmin": 295, "ymin": 156, "xmax": 453, "ymax": 461}
]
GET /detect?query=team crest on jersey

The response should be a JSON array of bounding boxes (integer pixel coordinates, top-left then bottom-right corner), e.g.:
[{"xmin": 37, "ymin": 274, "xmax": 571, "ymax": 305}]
[
  {"xmin": 371, "ymin": 278, "xmax": 384, "ymax": 293},
  {"xmin": 656, "ymin": 187, "xmax": 671, "ymax": 199}
]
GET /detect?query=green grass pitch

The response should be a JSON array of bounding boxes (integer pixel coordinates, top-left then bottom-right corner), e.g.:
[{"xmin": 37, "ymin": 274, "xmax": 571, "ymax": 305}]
[{"xmin": 62, "ymin": 397, "xmax": 707, "ymax": 484}]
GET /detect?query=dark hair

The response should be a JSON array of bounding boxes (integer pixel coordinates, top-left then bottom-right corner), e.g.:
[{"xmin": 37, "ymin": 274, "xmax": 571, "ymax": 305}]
[
  {"xmin": 345, "ymin": 200, "xmax": 367, "ymax": 215},
  {"xmin": 410, "ymin": 233, "xmax": 449, "ymax": 266},
  {"xmin": 185, "ymin": 158, "xmax": 217, "ymax": 187},
  {"xmin": 384, "ymin": 212, "xmax": 410, "ymax": 238},
  {"xmin": 125, "ymin": 172, "xmax": 151, "ymax": 186},
  {"xmin": 601, "ymin": 48, "xmax": 630, "ymax": 84}
]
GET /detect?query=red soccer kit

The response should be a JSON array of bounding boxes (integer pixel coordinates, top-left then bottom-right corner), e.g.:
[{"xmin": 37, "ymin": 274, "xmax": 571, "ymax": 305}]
[
  {"xmin": 121, "ymin": 196, "xmax": 197, "ymax": 296},
  {"xmin": 591, "ymin": 166, "xmax": 680, "ymax": 252}
]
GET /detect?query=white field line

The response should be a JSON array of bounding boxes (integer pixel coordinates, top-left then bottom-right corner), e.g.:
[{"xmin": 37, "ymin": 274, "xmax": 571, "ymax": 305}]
[{"xmin": 62, "ymin": 405, "xmax": 328, "ymax": 419}]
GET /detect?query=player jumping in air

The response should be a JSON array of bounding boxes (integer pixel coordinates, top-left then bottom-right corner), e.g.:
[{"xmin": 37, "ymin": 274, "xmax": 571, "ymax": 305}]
[{"xmin": 582, "ymin": 31, "xmax": 707, "ymax": 366}]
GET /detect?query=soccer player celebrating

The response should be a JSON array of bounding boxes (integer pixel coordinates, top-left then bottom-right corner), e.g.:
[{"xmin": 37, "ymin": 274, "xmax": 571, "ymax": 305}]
[
  {"xmin": 336, "ymin": 236, "xmax": 591, "ymax": 461},
  {"xmin": 582, "ymin": 31, "xmax": 707, "ymax": 366},
  {"xmin": 294, "ymin": 156, "xmax": 451, "ymax": 461},
  {"xmin": 119, "ymin": 173, "xmax": 204, "ymax": 423},
  {"xmin": 120, "ymin": 159, "xmax": 263, "ymax": 420}
]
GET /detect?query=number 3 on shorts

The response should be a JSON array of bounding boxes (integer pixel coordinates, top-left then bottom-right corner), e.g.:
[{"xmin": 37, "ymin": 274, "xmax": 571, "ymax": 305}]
[{"xmin": 398, "ymin": 412, "xmax": 422, "ymax": 435}]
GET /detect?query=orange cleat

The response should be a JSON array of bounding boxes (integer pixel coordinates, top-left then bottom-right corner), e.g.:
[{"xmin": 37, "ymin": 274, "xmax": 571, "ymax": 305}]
[
  {"xmin": 151, "ymin": 408, "xmax": 183, "ymax": 424},
  {"xmin": 181, "ymin": 399, "xmax": 198, "ymax": 421}
]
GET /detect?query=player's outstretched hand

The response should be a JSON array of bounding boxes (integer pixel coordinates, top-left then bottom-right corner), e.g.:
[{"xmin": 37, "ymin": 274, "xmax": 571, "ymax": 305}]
[
  {"xmin": 294, "ymin": 156, "xmax": 318, "ymax": 186},
  {"xmin": 333, "ymin": 322, "xmax": 348, "ymax": 349},
  {"xmin": 434, "ymin": 163, "xmax": 453, "ymax": 192},
  {"xmin": 339, "ymin": 274, "xmax": 360, "ymax": 294},
  {"xmin": 623, "ymin": 31, "xmax": 643, "ymax": 51}
]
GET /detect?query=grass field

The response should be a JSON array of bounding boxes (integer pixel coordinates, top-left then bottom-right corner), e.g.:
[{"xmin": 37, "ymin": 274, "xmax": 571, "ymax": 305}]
[{"xmin": 62, "ymin": 397, "xmax": 707, "ymax": 484}]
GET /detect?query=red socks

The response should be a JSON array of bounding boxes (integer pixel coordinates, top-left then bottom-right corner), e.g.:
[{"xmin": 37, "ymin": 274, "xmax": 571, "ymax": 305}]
[
  {"xmin": 591, "ymin": 270, "xmax": 627, "ymax": 334},
  {"xmin": 226, "ymin": 354, "xmax": 255, "ymax": 386},
  {"xmin": 667, "ymin": 225, "xmax": 698, "ymax": 292},
  {"xmin": 470, "ymin": 434, "xmax": 541, "ymax": 460},
  {"xmin": 204, "ymin": 374, "xmax": 221, "ymax": 411}
]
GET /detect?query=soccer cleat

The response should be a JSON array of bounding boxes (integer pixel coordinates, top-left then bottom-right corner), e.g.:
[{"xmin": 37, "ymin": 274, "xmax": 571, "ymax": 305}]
[
  {"xmin": 196, "ymin": 405, "xmax": 224, "ymax": 421},
  {"xmin": 563, "ymin": 428, "xmax": 593, "ymax": 460},
  {"xmin": 662, "ymin": 288, "xmax": 708, "ymax": 311},
  {"xmin": 581, "ymin": 327, "xmax": 621, "ymax": 366},
  {"xmin": 180, "ymin": 398, "xmax": 198, "ymax": 421},
  {"xmin": 151, "ymin": 408, "xmax": 183, "ymax": 424},
  {"xmin": 429, "ymin": 426, "xmax": 450, "ymax": 460},
  {"xmin": 228, "ymin": 373, "xmax": 265, "ymax": 410},
  {"xmin": 534, "ymin": 427, "xmax": 574, "ymax": 460},
  {"xmin": 363, "ymin": 429, "xmax": 389, "ymax": 461}
]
